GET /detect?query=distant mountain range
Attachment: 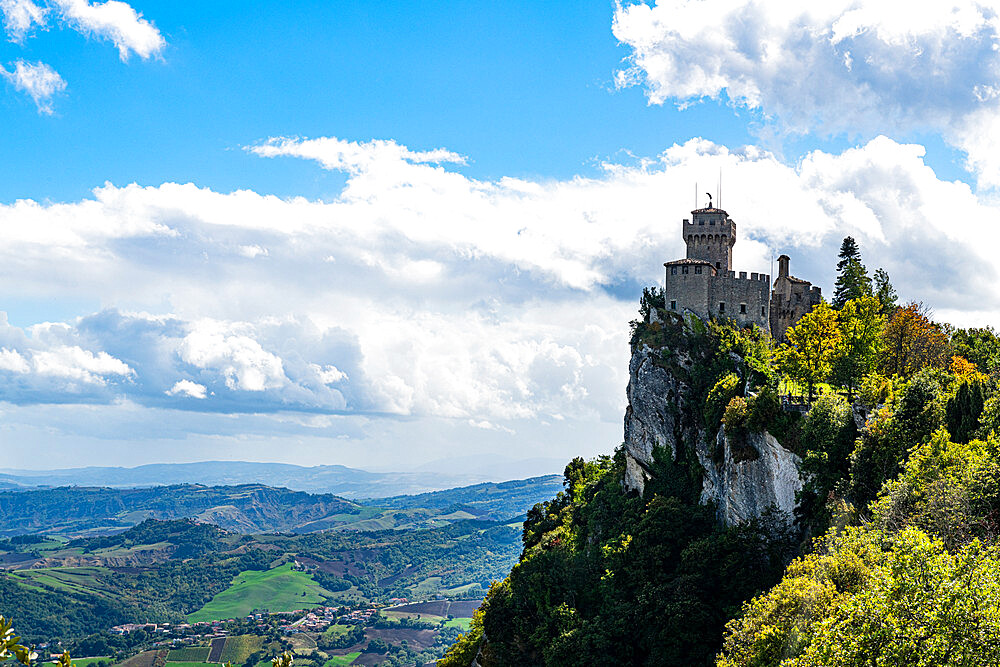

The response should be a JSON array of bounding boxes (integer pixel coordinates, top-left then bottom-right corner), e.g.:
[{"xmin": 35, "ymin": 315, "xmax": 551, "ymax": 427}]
[
  {"xmin": 0, "ymin": 475, "xmax": 564, "ymax": 538},
  {"xmin": 0, "ymin": 458, "xmax": 567, "ymax": 498}
]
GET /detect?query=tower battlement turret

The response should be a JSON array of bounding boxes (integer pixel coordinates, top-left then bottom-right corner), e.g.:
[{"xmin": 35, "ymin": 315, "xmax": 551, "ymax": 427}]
[{"xmin": 682, "ymin": 207, "xmax": 735, "ymax": 271}]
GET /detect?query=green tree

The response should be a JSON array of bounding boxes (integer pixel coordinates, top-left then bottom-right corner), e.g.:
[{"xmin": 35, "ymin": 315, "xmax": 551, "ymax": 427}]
[
  {"xmin": 0, "ymin": 616, "xmax": 38, "ymax": 665},
  {"xmin": 777, "ymin": 302, "xmax": 841, "ymax": 402},
  {"xmin": 832, "ymin": 237, "xmax": 872, "ymax": 308},
  {"xmin": 836, "ymin": 236, "xmax": 861, "ymax": 270},
  {"xmin": 946, "ymin": 376, "xmax": 987, "ymax": 444},
  {"xmin": 832, "ymin": 259, "xmax": 872, "ymax": 309},
  {"xmin": 873, "ymin": 429, "xmax": 1000, "ymax": 548},
  {"xmin": 873, "ymin": 268, "xmax": 898, "ymax": 316},
  {"xmin": 796, "ymin": 395, "xmax": 858, "ymax": 535},
  {"xmin": 849, "ymin": 370, "xmax": 945, "ymax": 506},
  {"xmin": 831, "ymin": 296, "xmax": 885, "ymax": 401},
  {"xmin": 719, "ymin": 527, "xmax": 1000, "ymax": 667},
  {"xmin": 950, "ymin": 326, "xmax": 1000, "ymax": 373}
]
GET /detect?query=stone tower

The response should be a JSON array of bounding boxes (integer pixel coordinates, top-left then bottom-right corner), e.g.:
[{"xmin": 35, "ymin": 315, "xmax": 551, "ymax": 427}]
[
  {"xmin": 663, "ymin": 205, "xmax": 770, "ymax": 331},
  {"xmin": 683, "ymin": 206, "xmax": 735, "ymax": 271},
  {"xmin": 769, "ymin": 254, "xmax": 822, "ymax": 341}
]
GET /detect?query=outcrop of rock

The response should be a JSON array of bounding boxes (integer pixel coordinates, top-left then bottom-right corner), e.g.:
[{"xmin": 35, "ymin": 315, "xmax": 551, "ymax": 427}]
[
  {"xmin": 623, "ymin": 319, "xmax": 803, "ymax": 525},
  {"xmin": 697, "ymin": 430, "xmax": 802, "ymax": 525}
]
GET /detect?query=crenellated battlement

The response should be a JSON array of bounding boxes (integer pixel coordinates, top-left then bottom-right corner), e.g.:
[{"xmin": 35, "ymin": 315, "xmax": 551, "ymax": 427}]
[{"xmin": 682, "ymin": 208, "xmax": 736, "ymax": 271}]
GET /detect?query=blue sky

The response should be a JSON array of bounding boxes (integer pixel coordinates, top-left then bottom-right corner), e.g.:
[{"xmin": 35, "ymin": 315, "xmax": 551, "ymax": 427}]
[{"xmin": 1, "ymin": 0, "xmax": 999, "ymax": 473}]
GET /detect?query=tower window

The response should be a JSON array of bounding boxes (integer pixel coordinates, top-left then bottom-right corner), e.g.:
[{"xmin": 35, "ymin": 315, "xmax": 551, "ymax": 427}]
[
  {"xmin": 716, "ymin": 262, "xmax": 721, "ymax": 269},
  {"xmin": 670, "ymin": 300, "xmax": 677, "ymax": 310},
  {"xmin": 710, "ymin": 220, "xmax": 715, "ymax": 226},
  {"xmin": 682, "ymin": 266, "xmax": 689, "ymax": 274},
  {"xmin": 694, "ymin": 266, "xmax": 702, "ymax": 274},
  {"xmin": 670, "ymin": 267, "xmax": 677, "ymax": 275},
  {"xmin": 740, "ymin": 303, "xmax": 747, "ymax": 314},
  {"xmin": 719, "ymin": 302, "xmax": 725, "ymax": 313},
  {"xmin": 761, "ymin": 306, "xmax": 766, "ymax": 316},
  {"xmin": 699, "ymin": 220, "xmax": 704, "ymax": 226}
]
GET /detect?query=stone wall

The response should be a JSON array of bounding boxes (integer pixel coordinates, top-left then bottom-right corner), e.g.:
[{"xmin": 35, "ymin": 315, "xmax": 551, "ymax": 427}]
[{"xmin": 664, "ymin": 267, "xmax": 771, "ymax": 331}]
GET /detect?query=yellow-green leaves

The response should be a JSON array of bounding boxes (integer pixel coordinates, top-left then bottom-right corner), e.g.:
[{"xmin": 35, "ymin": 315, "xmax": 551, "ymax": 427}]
[
  {"xmin": 0, "ymin": 616, "xmax": 38, "ymax": 666},
  {"xmin": 719, "ymin": 527, "xmax": 1000, "ymax": 667},
  {"xmin": 777, "ymin": 302, "xmax": 841, "ymax": 401}
]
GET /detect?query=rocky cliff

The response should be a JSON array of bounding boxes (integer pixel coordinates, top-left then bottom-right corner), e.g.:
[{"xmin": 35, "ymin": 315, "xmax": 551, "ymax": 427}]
[{"xmin": 624, "ymin": 317, "xmax": 803, "ymax": 526}]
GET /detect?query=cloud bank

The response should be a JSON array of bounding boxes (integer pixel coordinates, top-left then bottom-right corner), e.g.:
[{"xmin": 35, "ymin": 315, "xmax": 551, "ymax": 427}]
[{"xmin": 0, "ymin": 135, "xmax": 996, "ymax": 433}]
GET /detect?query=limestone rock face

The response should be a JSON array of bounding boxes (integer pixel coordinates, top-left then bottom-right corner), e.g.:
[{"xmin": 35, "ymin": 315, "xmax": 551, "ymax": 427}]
[
  {"xmin": 622, "ymin": 337, "xmax": 803, "ymax": 526},
  {"xmin": 696, "ymin": 430, "xmax": 802, "ymax": 526},
  {"xmin": 623, "ymin": 343, "xmax": 700, "ymax": 493}
]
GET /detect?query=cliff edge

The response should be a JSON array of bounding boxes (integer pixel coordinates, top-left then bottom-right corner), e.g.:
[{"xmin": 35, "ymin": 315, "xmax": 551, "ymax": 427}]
[{"xmin": 624, "ymin": 315, "xmax": 803, "ymax": 525}]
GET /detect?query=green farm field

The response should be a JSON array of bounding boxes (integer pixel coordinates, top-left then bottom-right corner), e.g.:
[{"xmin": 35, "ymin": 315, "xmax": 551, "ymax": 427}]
[
  {"xmin": 7, "ymin": 567, "xmax": 114, "ymax": 597},
  {"xmin": 187, "ymin": 564, "xmax": 334, "ymax": 622},
  {"xmin": 322, "ymin": 654, "xmax": 360, "ymax": 667},
  {"xmin": 219, "ymin": 635, "xmax": 263, "ymax": 664},
  {"xmin": 165, "ymin": 661, "xmax": 213, "ymax": 667},
  {"xmin": 444, "ymin": 617, "xmax": 472, "ymax": 631},
  {"xmin": 166, "ymin": 647, "xmax": 209, "ymax": 662}
]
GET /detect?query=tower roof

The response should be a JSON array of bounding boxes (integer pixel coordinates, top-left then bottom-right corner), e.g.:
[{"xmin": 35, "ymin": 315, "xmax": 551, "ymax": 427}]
[{"xmin": 691, "ymin": 206, "xmax": 728, "ymax": 215}]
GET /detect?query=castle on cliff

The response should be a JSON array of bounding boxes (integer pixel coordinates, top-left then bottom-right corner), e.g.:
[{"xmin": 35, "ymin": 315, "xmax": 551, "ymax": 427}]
[{"xmin": 662, "ymin": 203, "xmax": 820, "ymax": 339}]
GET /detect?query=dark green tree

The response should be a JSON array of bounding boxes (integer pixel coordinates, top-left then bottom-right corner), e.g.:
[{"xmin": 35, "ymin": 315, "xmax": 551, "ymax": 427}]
[
  {"xmin": 836, "ymin": 236, "xmax": 861, "ymax": 271},
  {"xmin": 833, "ymin": 259, "xmax": 872, "ymax": 309},
  {"xmin": 946, "ymin": 377, "xmax": 986, "ymax": 444},
  {"xmin": 873, "ymin": 268, "xmax": 897, "ymax": 316}
]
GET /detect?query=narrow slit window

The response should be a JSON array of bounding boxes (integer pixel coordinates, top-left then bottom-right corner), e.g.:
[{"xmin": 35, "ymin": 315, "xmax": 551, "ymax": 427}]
[
  {"xmin": 740, "ymin": 303, "xmax": 747, "ymax": 314},
  {"xmin": 670, "ymin": 300, "xmax": 677, "ymax": 310},
  {"xmin": 719, "ymin": 302, "xmax": 725, "ymax": 313}
]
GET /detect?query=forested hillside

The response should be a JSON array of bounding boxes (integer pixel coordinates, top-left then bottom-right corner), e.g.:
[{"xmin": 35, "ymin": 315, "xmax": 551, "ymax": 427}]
[
  {"xmin": 0, "ymin": 517, "xmax": 520, "ymax": 644},
  {"xmin": 443, "ymin": 241, "xmax": 1000, "ymax": 666}
]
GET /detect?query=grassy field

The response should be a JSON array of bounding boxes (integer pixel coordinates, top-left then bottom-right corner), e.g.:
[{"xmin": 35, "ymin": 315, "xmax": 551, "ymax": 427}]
[
  {"xmin": 321, "ymin": 624, "xmax": 352, "ymax": 639},
  {"xmin": 381, "ymin": 610, "xmax": 446, "ymax": 623},
  {"xmin": 165, "ymin": 662, "xmax": 213, "ymax": 667},
  {"xmin": 219, "ymin": 635, "xmax": 263, "ymax": 665},
  {"xmin": 188, "ymin": 564, "xmax": 333, "ymax": 622},
  {"xmin": 120, "ymin": 651, "xmax": 166, "ymax": 667},
  {"xmin": 322, "ymin": 654, "xmax": 360, "ymax": 667},
  {"xmin": 166, "ymin": 647, "xmax": 209, "ymax": 662},
  {"xmin": 444, "ymin": 617, "xmax": 472, "ymax": 631},
  {"xmin": 7, "ymin": 567, "xmax": 114, "ymax": 597}
]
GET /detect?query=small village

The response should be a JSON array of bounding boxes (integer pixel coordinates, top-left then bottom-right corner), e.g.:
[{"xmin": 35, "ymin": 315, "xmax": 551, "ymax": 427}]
[{"xmin": 109, "ymin": 600, "xmax": 401, "ymax": 643}]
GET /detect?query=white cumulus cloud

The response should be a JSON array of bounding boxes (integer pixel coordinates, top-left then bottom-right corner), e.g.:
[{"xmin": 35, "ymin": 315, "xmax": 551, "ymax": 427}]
[
  {"xmin": 613, "ymin": 0, "xmax": 1000, "ymax": 185},
  {"xmin": 31, "ymin": 345, "xmax": 133, "ymax": 384},
  {"xmin": 0, "ymin": 135, "xmax": 999, "ymax": 457},
  {"xmin": 178, "ymin": 324, "xmax": 288, "ymax": 392},
  {"xmin": 166, "ymin": 379, "xmax": 207, "ymax": 399}
]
